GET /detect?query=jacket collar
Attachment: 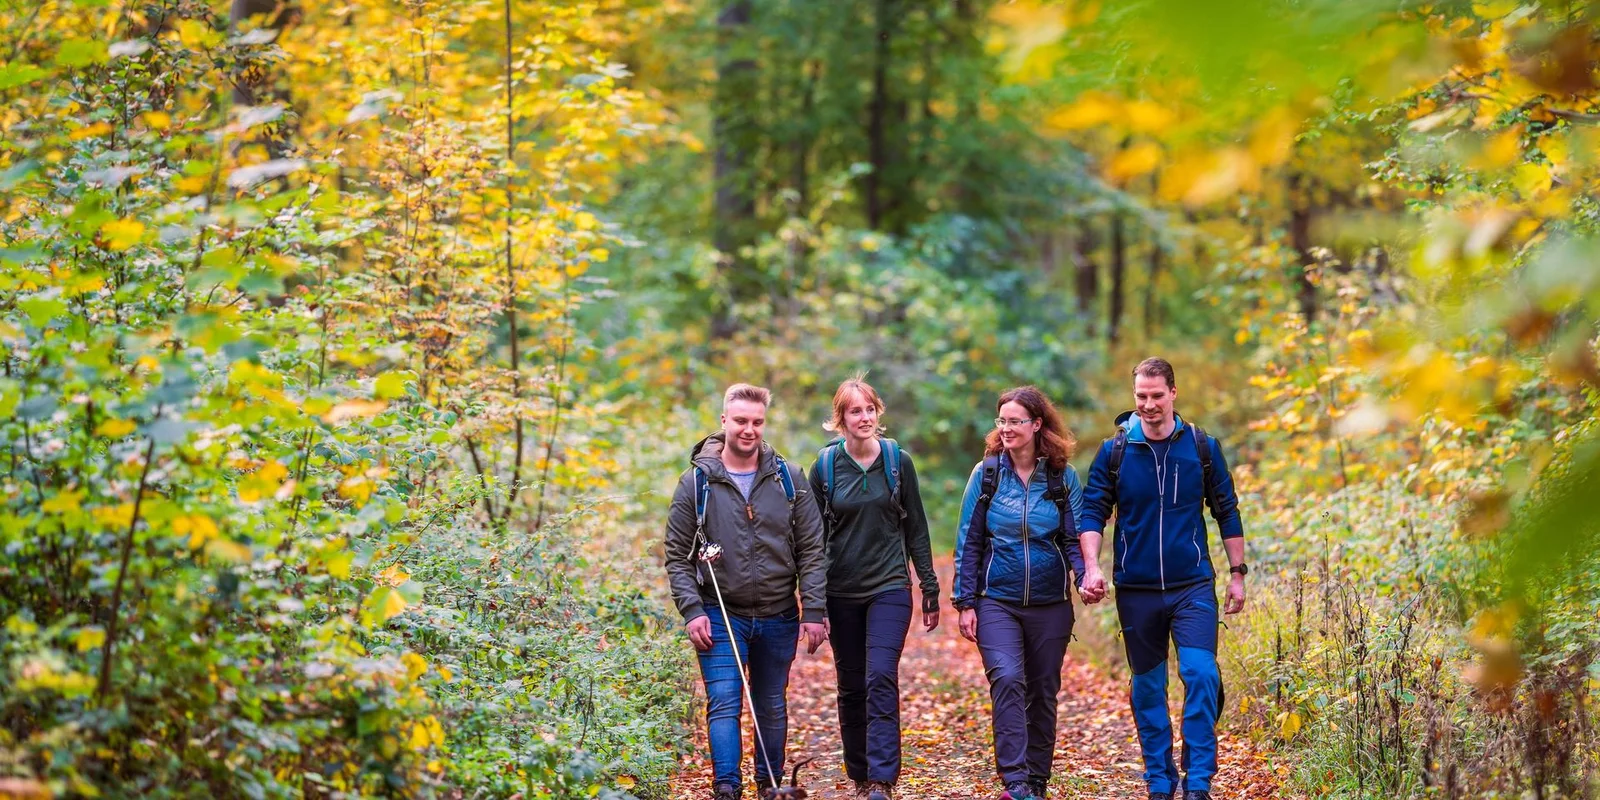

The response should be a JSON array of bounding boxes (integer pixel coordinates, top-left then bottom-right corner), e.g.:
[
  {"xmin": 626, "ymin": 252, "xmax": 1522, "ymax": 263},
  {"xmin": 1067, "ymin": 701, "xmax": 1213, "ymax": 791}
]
[
  {"xmin": 691, "ymin": 432, "xmax": 778, "ymax": 480},
  {"xmin": 1117, "ymin": 411, "xmax": 1188, "ymax": 444}
]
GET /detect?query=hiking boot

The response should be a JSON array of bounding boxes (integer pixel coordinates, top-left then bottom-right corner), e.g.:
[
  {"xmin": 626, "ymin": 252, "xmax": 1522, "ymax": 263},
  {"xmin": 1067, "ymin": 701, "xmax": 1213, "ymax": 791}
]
[
  {"xmin": 1183, "ymin": 792, "xmax": 1212, "ymax": 800},
  {"xmin": 865, "ymin": 781, "xmax": 894, "ymax": 800},
  {"xmin": 1148, "ymin": 794, "xmax": 1172, "ymax": 800},
  {"xmin": 712, "ymin": 783, "xmax": 740, "ymax": 800},
  {"xmin": 1001, "ymin": 781, "xmax": 1035, "ymax": 800},
  {"xmin": 852, "ymin": 779, "xmax": 870, "ymax": 797},
  {"xmin": 1028, "ymin": 778, "xmax": 1048, "ymax": 798}
]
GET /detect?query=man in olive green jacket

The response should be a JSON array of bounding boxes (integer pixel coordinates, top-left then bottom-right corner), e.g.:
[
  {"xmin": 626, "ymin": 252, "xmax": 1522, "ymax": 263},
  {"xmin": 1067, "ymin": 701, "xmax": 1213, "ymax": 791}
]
[{"xmin": 664, "ymin": 383, "xmax": 828, "ymax": 800}]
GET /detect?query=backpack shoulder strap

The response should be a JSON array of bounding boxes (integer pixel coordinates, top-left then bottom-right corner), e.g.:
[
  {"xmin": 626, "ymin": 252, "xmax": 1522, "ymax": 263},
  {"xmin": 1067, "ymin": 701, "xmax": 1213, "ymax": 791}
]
[
  {"xmin": 1189, "ymin": 423, "xmax": 1217, "ymax": 514},
  {"xmin": 1045, "ymin": 463, "xmax": 1070, "ymax": 537},
  {"xmin": 1107, "ymin": 428, "xmax": 1129, "ymax": 488},
  {"xmin": 693, "ymin": 466, "xmax": 711, "ymax": 537},
  {"xmin": 881, "ymin": 437, "xmax": 905, "ymax": 519},
  {"xmin": 979, "ymin": 455, "xmax": 1001, "ymax": 503},
  {"xmin": 817, "ymin": 442, "xmax": 840, "ymax": 526},
  {"xmin": 773, "ymin": 453, "xmax": 797, "ymax": 503}
]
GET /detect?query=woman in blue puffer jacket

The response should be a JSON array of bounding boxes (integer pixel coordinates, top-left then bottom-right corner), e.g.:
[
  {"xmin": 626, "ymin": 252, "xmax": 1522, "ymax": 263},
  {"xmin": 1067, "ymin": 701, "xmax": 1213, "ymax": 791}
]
[{"xmin": 952, "ymin": 385, "xmax": 1086, "ymax": 800}]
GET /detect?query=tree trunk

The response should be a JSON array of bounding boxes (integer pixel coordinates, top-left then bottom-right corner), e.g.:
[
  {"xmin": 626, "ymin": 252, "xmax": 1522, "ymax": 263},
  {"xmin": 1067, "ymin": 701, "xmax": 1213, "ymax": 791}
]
[
  {"xmin": 1109, "ymin": 212, "xmax": 1127, "ymax": 345},
  {"xmin": 866, "ymin": 0, "xmax": 907, "ymax": 233},
  {"xmin": 1288, "ymin": 172, "xmax": 1319, "ymax": 325},
  {"xmin": 712, "ymin": 0, "xmax": 759, "ymax": 339},
  {"xmin": 1144, "ymin": 233, "xmax": 1162, "ymax": 341},
  {"xmin": 1072, "ymin": 218, "xmax": 1100, "ymax": 338}
]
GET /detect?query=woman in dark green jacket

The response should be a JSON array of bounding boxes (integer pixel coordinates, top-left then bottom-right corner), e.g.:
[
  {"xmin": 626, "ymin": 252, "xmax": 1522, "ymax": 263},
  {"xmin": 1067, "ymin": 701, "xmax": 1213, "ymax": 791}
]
[{"xmin": 808, "ymin": 377, "xmax": 940, "ymax": 800}]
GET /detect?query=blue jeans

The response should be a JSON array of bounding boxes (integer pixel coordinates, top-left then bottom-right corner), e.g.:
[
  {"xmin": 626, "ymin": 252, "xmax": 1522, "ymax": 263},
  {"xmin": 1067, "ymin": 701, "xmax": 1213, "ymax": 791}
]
[
  {"xmin": 1117, "ymin": 582, "xmax": 1222, "ymax": 794},
  {"xmin": 828, "ymin": 588, "xmax": 913, "ymax": 784},
  {"xmin": 697, "ymin": 607, "xmax": 799, "ymax": 791}
]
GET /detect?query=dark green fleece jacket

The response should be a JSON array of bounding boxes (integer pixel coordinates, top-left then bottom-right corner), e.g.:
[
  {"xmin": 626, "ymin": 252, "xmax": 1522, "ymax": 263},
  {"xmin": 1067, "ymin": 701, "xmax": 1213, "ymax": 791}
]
[{"xmin": 808, "ymin": 442, "xmax": 939, "ymax": 611}]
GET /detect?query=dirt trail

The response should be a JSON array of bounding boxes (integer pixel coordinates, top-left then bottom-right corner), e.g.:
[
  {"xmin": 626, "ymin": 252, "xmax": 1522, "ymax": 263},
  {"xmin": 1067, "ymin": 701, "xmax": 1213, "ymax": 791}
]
[{"xmin": 669, "ymin": 561, "xmax": 1293, "ymax": 800}]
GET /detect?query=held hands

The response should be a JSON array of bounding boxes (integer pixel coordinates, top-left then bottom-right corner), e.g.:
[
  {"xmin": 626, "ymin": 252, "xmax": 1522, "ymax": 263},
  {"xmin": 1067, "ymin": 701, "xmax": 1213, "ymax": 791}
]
[
  {"xmin": 686, "ymin": 616, "xmax": 713, "ymax": 651},
  {"xmin": 958, "ymin": 608, "xmax": 978, "ymax": 643},
  {"xmin": 800, "ymin": 622, "xmax": 827, "ymax": 654},
  {"xmin": 1079, "ymin": 569, "xmax": 1109, "ymax": 605},
  {"xmin": 1225, "ymin": 574, "xmax": 1246, "ymax": 615}
]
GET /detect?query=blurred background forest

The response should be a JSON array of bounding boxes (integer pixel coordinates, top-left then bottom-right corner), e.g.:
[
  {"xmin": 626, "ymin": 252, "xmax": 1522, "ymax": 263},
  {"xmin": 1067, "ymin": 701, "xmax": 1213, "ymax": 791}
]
[{"xmin": 2, "ymin": 0, "xmax": 1600, "ymax": 797}]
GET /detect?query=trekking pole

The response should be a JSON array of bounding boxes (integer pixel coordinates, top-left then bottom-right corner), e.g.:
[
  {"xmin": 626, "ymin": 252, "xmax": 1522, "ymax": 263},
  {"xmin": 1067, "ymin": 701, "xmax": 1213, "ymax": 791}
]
[{"xmin": 698, "ymin": 542, "xmax": 782, "ymax": 792}]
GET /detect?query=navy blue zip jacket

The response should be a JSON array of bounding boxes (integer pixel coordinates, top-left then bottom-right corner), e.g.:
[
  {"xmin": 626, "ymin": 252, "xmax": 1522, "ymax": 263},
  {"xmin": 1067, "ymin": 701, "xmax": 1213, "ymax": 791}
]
[
  {"xmin": 952, "ymin": 453, "xmax": 1086, "ymax": 609},
  {"xmin": 1079, "ymin": 413, "xmax": 1243, "ymax": 590}
]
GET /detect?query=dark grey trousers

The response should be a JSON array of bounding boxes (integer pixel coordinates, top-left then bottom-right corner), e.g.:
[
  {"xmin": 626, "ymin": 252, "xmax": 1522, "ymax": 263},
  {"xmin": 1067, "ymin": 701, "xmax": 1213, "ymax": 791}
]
[{"xmin": 975, "ymin": 597, "xmax": 1075, "ymax": 785}]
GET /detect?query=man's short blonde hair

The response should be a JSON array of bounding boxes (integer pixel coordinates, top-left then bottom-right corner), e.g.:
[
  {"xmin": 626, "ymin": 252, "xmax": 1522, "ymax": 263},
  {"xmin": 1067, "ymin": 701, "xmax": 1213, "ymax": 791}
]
[{"xmin": 723, "ymin": 383, "xmax": 772, "ymax": 409}]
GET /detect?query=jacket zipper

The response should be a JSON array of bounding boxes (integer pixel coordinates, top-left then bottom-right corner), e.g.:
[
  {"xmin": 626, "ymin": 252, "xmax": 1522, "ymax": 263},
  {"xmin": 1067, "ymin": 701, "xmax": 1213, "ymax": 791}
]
[
  {"xmin": 1131, "ymin": 437, "xmax": 1168, "ymax": 590},
  {"xmin": 1017, "ymin": 467, "xmax": 1030, "ymax": 601}
]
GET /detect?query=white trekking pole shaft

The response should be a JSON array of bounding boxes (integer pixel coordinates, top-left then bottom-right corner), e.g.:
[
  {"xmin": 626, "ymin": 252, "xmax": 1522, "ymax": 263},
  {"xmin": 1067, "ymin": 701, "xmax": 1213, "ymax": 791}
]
[{"xmin": 700, "ymin": 544, "xmax": 780, "ymax": 789}]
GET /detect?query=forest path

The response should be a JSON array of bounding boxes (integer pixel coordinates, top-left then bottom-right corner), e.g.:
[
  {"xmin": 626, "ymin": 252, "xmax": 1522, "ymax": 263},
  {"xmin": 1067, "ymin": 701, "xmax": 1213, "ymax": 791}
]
[{"xmin": 668, "ymin": 558, "xmax": 1293, "ymax": 800}]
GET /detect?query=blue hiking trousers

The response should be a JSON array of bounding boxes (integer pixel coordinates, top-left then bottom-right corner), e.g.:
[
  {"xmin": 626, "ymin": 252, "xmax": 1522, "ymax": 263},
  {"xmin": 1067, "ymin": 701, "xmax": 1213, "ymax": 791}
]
[{"xmin": 1116, "ymin": 582, "xmax": 1223, "ymax": 795}]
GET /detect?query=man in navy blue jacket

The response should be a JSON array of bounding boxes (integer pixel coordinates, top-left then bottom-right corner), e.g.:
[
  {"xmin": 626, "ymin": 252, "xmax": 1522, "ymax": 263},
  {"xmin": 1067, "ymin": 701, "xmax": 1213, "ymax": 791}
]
[{"xmin": 1078, "ymin": 358, "xmax": 1247, "ymax": 800}]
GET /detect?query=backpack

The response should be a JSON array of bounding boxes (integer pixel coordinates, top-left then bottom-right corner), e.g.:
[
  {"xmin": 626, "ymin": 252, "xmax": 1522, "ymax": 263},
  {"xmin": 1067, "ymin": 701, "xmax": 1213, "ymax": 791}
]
[
  {"xmin": 1106, "ymin": 420, "xmax": 1219, "ymax": 521},
  {"xmin": 816, "ymin": 437, "xmax": 903, "ymax": 530},
  {"xmin": 692, "ymin": 454, "xmax": 796, "ymax": 583}
]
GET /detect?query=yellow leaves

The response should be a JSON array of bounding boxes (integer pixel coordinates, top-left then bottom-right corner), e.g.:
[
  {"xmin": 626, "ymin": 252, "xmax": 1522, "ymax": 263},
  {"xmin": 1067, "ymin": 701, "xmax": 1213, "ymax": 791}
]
[
  {"xmin": 1475, "ymin": 128, "xmax": 1522, "ymax": 170},
  {"xmin": 1160, "ymin": 147, "xmax": 1260, "ymax": 206},
  {"xmin": 573, "ymin": 211, "xmax": 600, "ymax": 231},
  {"xmin": 175, "ymin": 175, "xmax": 208, "ymax": 195},
  {"xmin": 1123, "ymin": 101, "xmax": 1175, "ymax": 135},
  {"xmin": 143, "ymin": 111, "xmax": 172, "ymax": 130},
  {"xmin": 16, "ymin": 655, "xmax": 95, "ymax": 698},
  {"xmin": 1046, "ymin": 91, "xmax": 1118, "ymax": 131},
  {"xmin": 237, "ymin": 459, "xmax": 289, "ymax": 504},
  {"xmin": 172, "ymin": 514, "xmax": 220, "ymax": 549},
  {"xmin": 365, "ymin": 586, "xmax": 410, "ymax": 624},
  {"xmin": 96, "ymin": 419, "xmax": 136, "ymax": 438},
  {"xmin": 91, "ymin": 503, "xmax": 135, "ymax": 530},
  {"xmin": 1106, "ymin": 142, "xmax": 1162, "ymax": 184},
  {"xmin": 97, "ymin": 219, "xmax": 145, "ymax": 251},
  {"xmin": 407, "ymin": 714, "xmax": 445, "ymax": 751},
  {"xmin": 401, "ymin": 652, "xmax": 428, "ymax": 682},
  {"xmin": 69, "ymin": 122, "xmax": 112, "ymax": 141},
  {"xmin": 41, "ymin": 490, "xmax": 84, "ymax": 515},
  {"xmin": 378, "ymin": 564, "xmax": 410, "ymax": 587},
  {"xmin": 1248, "ymin": 108, "xmax": 1300, "ymax": 167},
  {"xmin": 1513, "ymin": 162, "xmax": 1551, "ymax": 198},
  {"xmin": 75, "ymin": 626, "xmax": 106, "ymax": 652},
  {"xmin": 1276, "ymin": 710, "xmax": 1304, "ymax": 740}
]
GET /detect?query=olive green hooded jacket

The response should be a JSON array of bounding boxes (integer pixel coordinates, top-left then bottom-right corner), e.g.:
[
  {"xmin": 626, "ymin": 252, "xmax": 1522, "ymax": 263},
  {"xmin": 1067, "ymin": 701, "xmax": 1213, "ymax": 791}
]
[{"xmin": 664, "ymin": 432, "xmax": 828, "ymax": 624}]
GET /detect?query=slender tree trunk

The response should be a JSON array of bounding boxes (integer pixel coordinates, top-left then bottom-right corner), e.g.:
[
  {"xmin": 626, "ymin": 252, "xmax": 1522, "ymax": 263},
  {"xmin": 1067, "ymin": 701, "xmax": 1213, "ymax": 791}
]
[
  {"xmin": 1072, "ymin": 217, "xmax": 1100, "ymax": 338},
  {"xmin": 1144, "ymin": 233, "xmax": 1162, "ymax": 341},
  {"xmin": 712, "ymin": 0, "xmax": 759, "ymax": 339},
  {"xmin": 865, "ymin": 0, "xmax": 904, "ymax": 232},
  {"xmin": 1109, "ymin": 211, "xmax": 1127, "ymax": 345},
  {"xmin": 229, "ymin": 0, "xmax": 297, "ymax": 157},
  {"xmin": 1288, "ymin": 172, "xmax": 1319, "ymax": 325}
]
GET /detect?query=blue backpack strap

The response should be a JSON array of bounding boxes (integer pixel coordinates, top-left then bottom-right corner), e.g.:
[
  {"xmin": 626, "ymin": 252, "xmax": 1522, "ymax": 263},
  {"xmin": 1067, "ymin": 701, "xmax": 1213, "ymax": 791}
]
[
  {"xmin": 818, "ymin": 441, "xmax": 839, "ymax": 523},
  {"xmin": 881, "ymin": 437, "xmax": 905, "ymax": 519},
  {"xmin": 694, "ymin": 466, "xmax": 710, "ymax": 534},
  {"xmin": 693, "ymin": 466, "xmax": 711, "ymax": 584},
  {"xmin": 773, "ymin": 453, "xmax": 796, "ymax": 503}
]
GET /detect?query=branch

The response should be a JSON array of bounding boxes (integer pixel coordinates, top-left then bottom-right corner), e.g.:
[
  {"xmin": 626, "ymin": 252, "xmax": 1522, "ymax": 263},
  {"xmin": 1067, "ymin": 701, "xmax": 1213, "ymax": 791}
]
[{"xmin": 97, "ymin": 437, "xmax": 158, "ymax": 703}]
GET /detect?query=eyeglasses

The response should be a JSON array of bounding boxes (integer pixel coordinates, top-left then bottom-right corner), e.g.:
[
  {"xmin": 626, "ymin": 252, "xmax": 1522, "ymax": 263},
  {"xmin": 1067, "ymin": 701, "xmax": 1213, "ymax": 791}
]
[{"xmin": 994, "ymin": 417, "xmax": 1034, "ymax": 429}]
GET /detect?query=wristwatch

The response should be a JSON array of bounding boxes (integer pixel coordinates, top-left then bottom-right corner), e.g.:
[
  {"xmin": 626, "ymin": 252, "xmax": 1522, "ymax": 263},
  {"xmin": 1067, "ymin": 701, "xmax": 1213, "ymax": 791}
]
[{"xmin": 1228, "ymin": 563, "xmax": 1249, "ymax": 577}]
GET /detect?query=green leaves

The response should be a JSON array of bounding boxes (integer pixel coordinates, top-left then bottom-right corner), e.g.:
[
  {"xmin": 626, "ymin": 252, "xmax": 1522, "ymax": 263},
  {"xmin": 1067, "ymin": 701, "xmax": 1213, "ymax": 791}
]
[
  {"xmin": 54, "ymin": 40, "xmax": 108, "ymax": 68},
  {"xmin": 0, "ymin": 63, "xmax": 49, "ymax": 91}
]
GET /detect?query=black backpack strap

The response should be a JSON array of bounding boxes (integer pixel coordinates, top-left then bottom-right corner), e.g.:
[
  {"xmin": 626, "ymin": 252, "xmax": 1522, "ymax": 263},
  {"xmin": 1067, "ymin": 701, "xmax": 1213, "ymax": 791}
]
[
  {"xmin": 693, "ymin": 466, "xmax": 712, "ymax": 584},
  {"xmin": 1107, "ymin": 428, "xmax": 1129, "ymax": 496},
  {"xmin": 1189, "ymin": 423, "xmax": 1218, "ymax": 521},
  {"xmin": 1045, "ymin": 463, "xmax": 1070, "ymax": 538}
]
